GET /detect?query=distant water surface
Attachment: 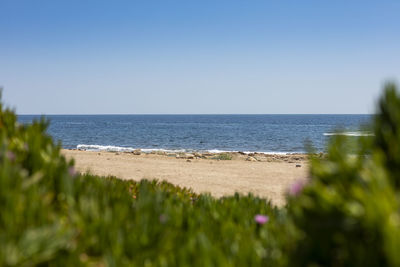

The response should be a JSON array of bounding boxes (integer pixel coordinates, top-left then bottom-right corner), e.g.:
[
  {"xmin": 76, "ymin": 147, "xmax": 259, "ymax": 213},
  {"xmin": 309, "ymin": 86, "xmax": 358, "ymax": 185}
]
[{"xmin": 18, "ymin": 115, "xmax": 372, "ymax": 153}]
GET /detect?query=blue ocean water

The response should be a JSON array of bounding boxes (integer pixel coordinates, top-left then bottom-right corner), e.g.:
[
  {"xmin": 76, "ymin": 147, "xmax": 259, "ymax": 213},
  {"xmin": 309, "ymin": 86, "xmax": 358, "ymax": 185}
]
[{"xmin": 18, "ymin": 115, "xmax": 372, "ymax": 153}]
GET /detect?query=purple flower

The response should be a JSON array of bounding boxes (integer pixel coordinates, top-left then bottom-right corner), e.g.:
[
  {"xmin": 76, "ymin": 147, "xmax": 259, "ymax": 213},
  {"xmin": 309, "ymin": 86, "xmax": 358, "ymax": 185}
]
[
  {"xmin": 288, "ymin": 180, "xmax": 305, "ymax": 196},
  {"xmin": 254, "ymin": 214, "xmax": 269, "ymax": 225},
  {"xmin": 68, "ymin": 166, "xmax": 77, "ymax": 177},
  {"xmin": 6, "ymin": 151, "xmax": 16, "ymax": 161}
]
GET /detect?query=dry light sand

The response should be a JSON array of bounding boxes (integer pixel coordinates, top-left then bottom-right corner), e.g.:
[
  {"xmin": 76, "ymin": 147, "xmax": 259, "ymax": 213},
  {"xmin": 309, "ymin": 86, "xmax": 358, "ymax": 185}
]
[{"xmin": 63, "ymin": 150, "xmax": 309, "ymax": 206}]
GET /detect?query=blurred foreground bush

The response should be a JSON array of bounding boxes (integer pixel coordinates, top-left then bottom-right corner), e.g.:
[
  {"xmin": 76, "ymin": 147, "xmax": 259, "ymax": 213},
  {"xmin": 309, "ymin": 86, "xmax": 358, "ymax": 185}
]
[{"xmin": 287, "ymin": 83, "xmax": 400, "ymax": 266}]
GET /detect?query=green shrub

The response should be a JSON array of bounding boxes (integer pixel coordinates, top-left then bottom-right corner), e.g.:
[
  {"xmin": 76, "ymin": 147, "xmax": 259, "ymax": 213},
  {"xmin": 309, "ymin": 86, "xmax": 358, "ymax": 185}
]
[
  {"xmin": 286, "ymin": 82, "xmax": 400, "ymax": 266},
  {"xmin": 3, "ymin": 82, "xmax": 400, "ymax": 266},
  {"xmin": 0, "ymin": 93, "xmax": 282, "ymax": 265},
  {"xmin": 213, "ymin": 153, "xmax": 233, "ymax": 160}
]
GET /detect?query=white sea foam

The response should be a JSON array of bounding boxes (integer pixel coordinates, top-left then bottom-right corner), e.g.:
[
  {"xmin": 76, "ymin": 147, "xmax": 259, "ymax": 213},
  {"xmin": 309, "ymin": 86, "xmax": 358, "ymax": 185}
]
[
  {"xmin": 323, "ymin": 131, "xmax": 373, "ymax": 137},
  {"xmin": 207, "ymin": 149, "xmax": 231, "ymax": 154},
  {"xmin": 77, "ymin": 144, "xmax": 190, "ymax": 153},
  {"xmin": 76, "ymin": 144, "xmax": 300, "ymax": 155},
  {"xmin": 77, "ymin": 144, "xmax": 136, "ymax": 152}
]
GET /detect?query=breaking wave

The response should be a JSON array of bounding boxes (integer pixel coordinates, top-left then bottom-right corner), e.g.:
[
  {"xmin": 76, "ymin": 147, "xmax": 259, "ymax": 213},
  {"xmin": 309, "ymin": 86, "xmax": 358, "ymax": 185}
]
[{"xmin": 323, "ymin": 131, "xmax": 373, "ymax": 137}]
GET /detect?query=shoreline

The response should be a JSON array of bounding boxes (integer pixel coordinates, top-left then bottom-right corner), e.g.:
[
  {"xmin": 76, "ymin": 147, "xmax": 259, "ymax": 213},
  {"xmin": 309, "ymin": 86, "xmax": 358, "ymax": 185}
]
[
  {"xmin": 63, "ymin": 149, "xmax": 310, "ymax": 206},
  {"xmin": 75, "ymin": 144, "xmax": 309, "ymax": 156},
  {"xmin": 71, "ymin": 148, "xmax": 311, "ymax": 162}
]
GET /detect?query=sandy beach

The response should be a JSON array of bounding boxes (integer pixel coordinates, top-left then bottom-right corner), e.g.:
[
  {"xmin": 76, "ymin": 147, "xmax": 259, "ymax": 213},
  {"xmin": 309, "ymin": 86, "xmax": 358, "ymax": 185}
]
[{"xmin": 63, "ymin": 150, "xmax": 309, "ymax": 206}]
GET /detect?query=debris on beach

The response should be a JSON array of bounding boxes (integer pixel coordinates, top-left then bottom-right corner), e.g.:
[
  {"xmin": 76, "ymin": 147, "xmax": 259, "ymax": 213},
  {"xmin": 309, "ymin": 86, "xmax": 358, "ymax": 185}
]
[{"xmin": 246, "ymin": 156, "xmax": 258, "ymax": 162}]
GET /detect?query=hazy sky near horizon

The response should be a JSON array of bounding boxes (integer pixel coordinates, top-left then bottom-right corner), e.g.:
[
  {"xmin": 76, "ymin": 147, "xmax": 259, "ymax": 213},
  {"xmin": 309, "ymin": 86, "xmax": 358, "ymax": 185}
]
[{"xmin": 1, "ymin": 1, "xmax": 399, "ymax": 114}]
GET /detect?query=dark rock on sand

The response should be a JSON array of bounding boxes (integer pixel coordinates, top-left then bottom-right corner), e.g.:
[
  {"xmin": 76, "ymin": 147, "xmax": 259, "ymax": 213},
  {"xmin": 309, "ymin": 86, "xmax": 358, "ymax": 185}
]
[{"xmin": 132, "ymin": 149, "xmax": 142, "ymax": 155}]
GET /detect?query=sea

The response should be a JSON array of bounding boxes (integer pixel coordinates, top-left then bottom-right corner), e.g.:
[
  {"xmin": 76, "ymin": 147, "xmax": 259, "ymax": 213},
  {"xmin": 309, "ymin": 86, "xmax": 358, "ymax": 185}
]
[{"xmin": 18, "ymin": 114, "xmax": 373, "ymax": 154}]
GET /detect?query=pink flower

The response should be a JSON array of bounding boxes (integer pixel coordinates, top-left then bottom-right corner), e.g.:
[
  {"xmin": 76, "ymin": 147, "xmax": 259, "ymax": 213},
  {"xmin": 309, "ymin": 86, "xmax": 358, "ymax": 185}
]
[
  {"xmin": 6, "ymin": 151, "xmax": 16, "ymax": 161},
  {"xmin": 288, "ymin": 180, "xmax": 305, "ymax": 196},
  {"xmin": 254, "ymin": 214, "xmax": 269, "ymax": 224},
  {"xmin": 68, "ymin": 166, "xmax": 77, "ymax": 177}
]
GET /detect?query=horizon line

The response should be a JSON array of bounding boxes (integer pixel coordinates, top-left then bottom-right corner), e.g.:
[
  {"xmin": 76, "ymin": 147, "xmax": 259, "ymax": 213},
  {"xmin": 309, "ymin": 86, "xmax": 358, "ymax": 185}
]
[{"xmin": 17, "ymin": 113, "xmax": 374, "ymax": 116}]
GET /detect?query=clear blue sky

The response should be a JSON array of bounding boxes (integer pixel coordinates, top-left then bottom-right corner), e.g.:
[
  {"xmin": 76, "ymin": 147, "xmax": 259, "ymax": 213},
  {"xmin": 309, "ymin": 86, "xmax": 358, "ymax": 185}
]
[{"xmin": 1, "ymin": 0, "xmax": 399, "ymax": 114}]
